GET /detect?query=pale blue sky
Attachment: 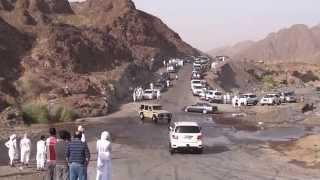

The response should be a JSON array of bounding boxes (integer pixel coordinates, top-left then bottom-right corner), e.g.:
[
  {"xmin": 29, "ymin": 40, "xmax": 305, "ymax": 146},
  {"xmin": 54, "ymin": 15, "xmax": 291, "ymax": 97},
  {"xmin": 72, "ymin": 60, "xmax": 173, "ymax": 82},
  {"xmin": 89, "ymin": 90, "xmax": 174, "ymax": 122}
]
[{"xmin": 133, "ymin": 0, "xmax": 320, "ymax": 51}]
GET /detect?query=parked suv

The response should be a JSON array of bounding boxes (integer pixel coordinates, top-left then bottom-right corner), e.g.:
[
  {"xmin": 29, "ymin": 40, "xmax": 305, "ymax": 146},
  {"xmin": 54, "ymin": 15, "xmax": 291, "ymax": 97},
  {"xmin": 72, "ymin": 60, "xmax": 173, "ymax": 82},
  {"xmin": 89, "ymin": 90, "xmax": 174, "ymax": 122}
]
[
  {"xmin": 238, "ymin": 93, "xmax": 259, "ymax": 106},
  {"xmin": 260, "ymin": 94, "xmax": 281, "ymax": 105},
  {"xmin": 139, "ymin": 104, "xmax": 172, "ymax": 124},
  {"xmin": 169, "ymin": 122, "xmax": 203, "ymax": 154},
  {"xmin": 280, "ymin": 91, "xmax": 297, "ymax": 103}
]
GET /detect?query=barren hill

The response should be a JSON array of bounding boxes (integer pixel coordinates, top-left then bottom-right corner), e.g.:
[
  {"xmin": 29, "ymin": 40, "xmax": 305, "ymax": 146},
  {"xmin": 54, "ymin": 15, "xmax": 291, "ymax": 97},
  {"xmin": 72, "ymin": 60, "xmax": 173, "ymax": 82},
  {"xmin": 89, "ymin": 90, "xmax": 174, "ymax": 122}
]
[
  {"xmin": 209, "ymin": 24, "xmax": 320, "ymax": 63},
  {"xmin": 0, "ymin": 0, "xmax": 199, "ymax": 120}
]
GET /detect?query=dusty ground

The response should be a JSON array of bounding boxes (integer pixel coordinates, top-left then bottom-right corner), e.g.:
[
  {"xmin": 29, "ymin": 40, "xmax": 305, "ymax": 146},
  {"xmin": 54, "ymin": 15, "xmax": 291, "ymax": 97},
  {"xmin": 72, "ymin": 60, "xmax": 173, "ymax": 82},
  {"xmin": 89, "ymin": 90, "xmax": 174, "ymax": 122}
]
[{"xmin": 1, "ymin": 64, "xmax": 320, "ymax": 180}]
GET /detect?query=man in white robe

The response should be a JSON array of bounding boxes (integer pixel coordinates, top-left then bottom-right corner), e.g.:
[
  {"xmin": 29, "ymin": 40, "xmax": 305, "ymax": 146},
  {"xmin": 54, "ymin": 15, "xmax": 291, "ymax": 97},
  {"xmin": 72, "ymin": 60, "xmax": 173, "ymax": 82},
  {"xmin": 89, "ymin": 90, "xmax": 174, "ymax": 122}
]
[
  {"xmin": 20, "ymin": 133, "xmax": 31, "ymax": 166},
  {"xmin": 36, "ymin": 135, "xmax": 47, "ymax": 170},
  {"xmin": 96, "ymin": 131, "xmax": 112, "ymax": 180},
  {"xmin": 5, "ymin": 134, "xmax": 17, "ymax": 167}
]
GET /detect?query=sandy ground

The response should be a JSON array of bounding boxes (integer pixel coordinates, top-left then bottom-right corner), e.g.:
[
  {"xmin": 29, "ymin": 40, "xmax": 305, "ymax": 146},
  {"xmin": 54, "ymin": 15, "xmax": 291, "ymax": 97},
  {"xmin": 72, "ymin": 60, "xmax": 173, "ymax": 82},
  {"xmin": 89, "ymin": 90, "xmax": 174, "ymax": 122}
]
[{"xmin": 1, "ymin": 64, "xmax": 320, "ymax": 179}]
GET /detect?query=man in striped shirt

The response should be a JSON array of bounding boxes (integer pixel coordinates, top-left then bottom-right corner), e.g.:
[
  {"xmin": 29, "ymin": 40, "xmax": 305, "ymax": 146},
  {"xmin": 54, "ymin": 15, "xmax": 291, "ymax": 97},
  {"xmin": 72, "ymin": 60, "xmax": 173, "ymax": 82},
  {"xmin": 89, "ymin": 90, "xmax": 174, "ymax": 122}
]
[{"xmin": 66, "ymin": 132, "xmax": 90, "ymax": 180}]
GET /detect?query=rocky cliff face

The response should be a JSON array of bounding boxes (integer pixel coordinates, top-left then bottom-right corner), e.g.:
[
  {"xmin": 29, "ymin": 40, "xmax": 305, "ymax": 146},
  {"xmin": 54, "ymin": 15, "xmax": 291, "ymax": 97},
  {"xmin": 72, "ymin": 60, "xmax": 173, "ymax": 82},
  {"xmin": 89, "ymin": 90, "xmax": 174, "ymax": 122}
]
[{"xmin": 0, "ymin": 0, "xmax": 199, "ymax": 119}]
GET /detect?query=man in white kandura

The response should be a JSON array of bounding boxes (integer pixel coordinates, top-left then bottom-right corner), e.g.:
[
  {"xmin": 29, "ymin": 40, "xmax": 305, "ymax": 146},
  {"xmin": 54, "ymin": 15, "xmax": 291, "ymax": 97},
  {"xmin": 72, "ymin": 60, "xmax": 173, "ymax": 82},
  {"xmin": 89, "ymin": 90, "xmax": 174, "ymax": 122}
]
[
  {"xmin": 96, "ymin": 131, "xmax": 112, "ymax": 180},
  {"xmin": 36, "ymin": 135, "xmax": 47, "ymax": 170},
  {"xmin": 5, "ymin": 134, "xmax": 17, "ymax": 167},
  {"xmin": 20, "ymin": 133, "xmax": 31, "ymax": 166}
]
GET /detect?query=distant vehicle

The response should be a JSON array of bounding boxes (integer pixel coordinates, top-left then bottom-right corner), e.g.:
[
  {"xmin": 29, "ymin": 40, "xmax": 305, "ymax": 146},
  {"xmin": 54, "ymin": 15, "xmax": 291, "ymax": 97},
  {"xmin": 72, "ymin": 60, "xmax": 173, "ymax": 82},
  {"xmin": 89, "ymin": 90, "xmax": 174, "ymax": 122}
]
[
  {"xmin": 143, "ymin": 89, "xmax": 156, "ymax": 100},
  {"xmin": 167, "ymin": 65, "xmax": 176, "ymax": 73},
  {"xmin": 184, "ymin": 102, "xmax": 218, "ymax": 114},
  {"xmin": 191, "ymin": 72, "xmax": 202, "ymax": 79},
  {"xmin": 190, "ymin": 79, "xmax": 206, "ymax": 88},
  {"xmin": 238, "ymin": 93, "xmax": 259, "ymax": 106},
  {"xmin": 139, "ymin": 104, "xmax": 172, "ymax": 124},
  {"xmin": 200, "ymin": 90, "xmax": 223, "ymax": 103},
  {"xmin": 192, "ymin": 85, "xmax": 204, "ymax": 96},
  {"xmin": 280, "ymin": 91, "xmax": 297, "ymax": 103},
  {"xmin": 169, "ymin": 121, "xmax": 203, "ymax": 154},
  {"xmin": 260, "ymin": 94, "xmax": 281, "ymax": 106},
  {"xmin": 153, "ymin": 82, "xmax": 166, "ymax": 92}
]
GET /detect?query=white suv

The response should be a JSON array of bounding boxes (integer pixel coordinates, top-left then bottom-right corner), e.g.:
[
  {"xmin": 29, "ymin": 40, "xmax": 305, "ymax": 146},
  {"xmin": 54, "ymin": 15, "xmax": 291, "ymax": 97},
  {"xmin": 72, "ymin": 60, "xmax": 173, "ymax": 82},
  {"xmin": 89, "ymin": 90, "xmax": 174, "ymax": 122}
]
[
  {"xmin": 143, "ymin": 89, "xmax": 156, "ymax": 100},
  {"xmin": 238, "ymin": 93, "xmax": 259, "ymax": 106},
  {"xmin": 200, "ymin": 90, "xmax": 223, "ymax": 103},
  {"xmin": 169, "ymin": 122, "xmax": 203, "ymax": 154},
  {"xmin": 260, "ymin": 94, "xmax": 281, "ymax": 106}
]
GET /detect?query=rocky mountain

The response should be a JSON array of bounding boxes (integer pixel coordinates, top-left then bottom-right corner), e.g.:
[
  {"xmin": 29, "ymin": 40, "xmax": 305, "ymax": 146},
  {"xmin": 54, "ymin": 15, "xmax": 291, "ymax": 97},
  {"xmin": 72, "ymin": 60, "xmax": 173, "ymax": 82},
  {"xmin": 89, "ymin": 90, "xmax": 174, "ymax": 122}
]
[
  {"xmin": 0, "ymin": 0, "xmax": 199, "ymax": 121},
  {"xmin": 209, "ymin": 24, "xmax": 320, "ymax": 63}
]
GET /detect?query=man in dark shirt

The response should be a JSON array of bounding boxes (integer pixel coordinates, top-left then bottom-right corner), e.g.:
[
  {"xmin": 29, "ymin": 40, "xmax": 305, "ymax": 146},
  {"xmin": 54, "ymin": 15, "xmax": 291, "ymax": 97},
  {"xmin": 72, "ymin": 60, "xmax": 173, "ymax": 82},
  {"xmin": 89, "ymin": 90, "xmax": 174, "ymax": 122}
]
[
  {"xmin": 66, "ymin": 132, "xmax": 90, "ymax": 180},
  {"xmin": 56, "ymin": 130, "xmax": 71, "ymax": 180}
]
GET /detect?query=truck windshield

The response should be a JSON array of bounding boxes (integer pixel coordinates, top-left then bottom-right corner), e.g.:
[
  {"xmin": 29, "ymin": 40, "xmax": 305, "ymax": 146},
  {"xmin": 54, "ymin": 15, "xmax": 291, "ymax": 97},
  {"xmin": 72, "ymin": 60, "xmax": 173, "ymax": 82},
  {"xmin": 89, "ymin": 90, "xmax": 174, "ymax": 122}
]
[{"xmin": 175, "ymin": 126, "xmax": 200, "ymax": 133}]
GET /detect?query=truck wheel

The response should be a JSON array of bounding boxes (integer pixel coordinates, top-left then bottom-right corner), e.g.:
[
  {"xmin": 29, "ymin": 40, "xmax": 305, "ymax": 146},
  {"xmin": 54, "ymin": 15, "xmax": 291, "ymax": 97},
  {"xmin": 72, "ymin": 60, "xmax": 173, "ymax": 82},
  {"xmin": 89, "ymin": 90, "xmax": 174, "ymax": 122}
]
[
  {"xmin": 152, "ymin": 116, "xmax": 158, "ymax": 124},
  {"xmin": 169, "ymin": 144, "xmax": 175, "ymax": 155},
  {"xmin": 139, "ymin": 113, "xmax": 144, "ymax": 120}
]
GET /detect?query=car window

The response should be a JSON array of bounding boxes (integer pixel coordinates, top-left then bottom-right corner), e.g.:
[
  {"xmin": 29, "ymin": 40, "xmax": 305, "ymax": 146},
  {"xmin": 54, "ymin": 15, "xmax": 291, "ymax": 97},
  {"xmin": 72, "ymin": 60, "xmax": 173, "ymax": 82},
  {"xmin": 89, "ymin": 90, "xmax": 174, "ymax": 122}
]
[
  {"xmin": 153, "ymin": 106, "xmax": 162, "ymax": 110},
  {"xmin": 192, "ymin": 80, "xmax": 201, "ymax": 84},
  {"xmin": 144, "ymin": 106, "xmax": 148, "ymax": 110},
  {"xmin": 215, "ymin": 92, "xmax": 222, "ymax": 95},
  {"xmin": 149, "ymin": 106, "xmax": 152, "ymax": 111},
  {"xmin": 175, "ymin": 126, "xmax": 200, "ymax": 133},
  {"xmin": 145, "ymin": 90, "xmax": 153, "ymax": 94},
  {"xmin": 140, "ymin": 105, "xmax": 144, "ymax": 110},
  {"xmin": 249, "ymin": 95, "xmax": 257, "ymax": 98}
]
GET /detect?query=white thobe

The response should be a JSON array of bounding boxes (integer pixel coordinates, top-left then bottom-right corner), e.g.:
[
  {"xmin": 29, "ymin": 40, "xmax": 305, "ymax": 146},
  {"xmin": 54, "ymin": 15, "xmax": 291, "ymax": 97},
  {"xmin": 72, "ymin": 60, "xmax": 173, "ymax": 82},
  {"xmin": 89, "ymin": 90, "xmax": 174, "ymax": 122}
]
[
  {"xmin": 96, "ymin": 139, "xmax": 111, "ymax": 180},
  {"xmin": 20, "ymin": 137, "xmax": 31, "ymax": 164}
]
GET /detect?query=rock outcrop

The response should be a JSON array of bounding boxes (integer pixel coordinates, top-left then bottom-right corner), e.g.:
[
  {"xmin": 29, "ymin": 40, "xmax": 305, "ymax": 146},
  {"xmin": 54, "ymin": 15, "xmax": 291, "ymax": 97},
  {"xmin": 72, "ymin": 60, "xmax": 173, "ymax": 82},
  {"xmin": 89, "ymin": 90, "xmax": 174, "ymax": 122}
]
[
  {"xmin": 209, "ymin": 24, "xmax": 320, "ymax": 63},
  {"xmin": 0, "ymin": 0, "xmax": 199, "ymax": 120}
]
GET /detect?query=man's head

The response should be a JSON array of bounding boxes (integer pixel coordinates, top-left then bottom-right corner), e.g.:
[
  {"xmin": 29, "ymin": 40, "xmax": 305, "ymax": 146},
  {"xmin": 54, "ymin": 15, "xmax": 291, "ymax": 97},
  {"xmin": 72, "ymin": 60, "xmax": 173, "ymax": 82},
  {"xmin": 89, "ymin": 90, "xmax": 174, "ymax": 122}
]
[
  {"xmin": 23, "ymin": 133, "xmax": 28, "ymax": 139},
  {"xmin": 78, "ymin": 125, "xmax": 85, "ymax": 133},
  {"xmin": 59, "ymin": 130, "xmax": 71, "ymax": 141},
  {"xmin": 49, "ymin": 128, "xmax": 57, "ymax": 136},
  {"xmin": 74, "ymin": 131, "xmax": 82, "ymax": 140},
  {"xmin": 40, "ymin": 135, "xmax": 45, "ymax": 141}
]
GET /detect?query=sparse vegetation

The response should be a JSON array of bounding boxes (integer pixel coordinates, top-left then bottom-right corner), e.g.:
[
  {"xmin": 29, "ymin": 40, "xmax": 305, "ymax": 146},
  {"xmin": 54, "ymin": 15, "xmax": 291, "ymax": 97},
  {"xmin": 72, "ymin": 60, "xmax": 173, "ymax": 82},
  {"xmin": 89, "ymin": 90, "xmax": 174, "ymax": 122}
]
[
  {"xmin": 22, "ymin": 101, "xmax": 77, "ymax": 124},
  {"xmin": 22, "ymin": 102, "xmax": 49, "ymax": 124},
  {"xmin": 262, "ymin": 75, "xmax": 278, "ymax": 89},
  {"xmin": 56, "ymin": 106, "xmax": 77, "ymax": 122}
]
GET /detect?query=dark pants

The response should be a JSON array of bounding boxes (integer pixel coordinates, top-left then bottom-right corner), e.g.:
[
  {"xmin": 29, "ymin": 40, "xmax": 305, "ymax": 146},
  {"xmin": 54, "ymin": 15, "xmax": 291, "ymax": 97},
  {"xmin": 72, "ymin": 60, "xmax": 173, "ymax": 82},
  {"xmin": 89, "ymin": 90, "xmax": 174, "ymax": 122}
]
[
  {"xmin": 46, "ymin": 162, "xmax": 56, "ymax": 180},
  {"xmin": 56, "ymin": 164, "xmax": 69, "ymax": 180},
  {"xmin": 69, "ymin": 163, "xmax": 85, "ymax": 180}
]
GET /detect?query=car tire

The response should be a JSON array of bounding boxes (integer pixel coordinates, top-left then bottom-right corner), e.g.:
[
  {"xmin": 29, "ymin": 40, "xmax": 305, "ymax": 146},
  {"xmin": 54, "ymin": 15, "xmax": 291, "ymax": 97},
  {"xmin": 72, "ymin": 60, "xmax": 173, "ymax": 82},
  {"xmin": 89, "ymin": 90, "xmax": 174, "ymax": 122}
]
[
  {"xmin": 198, "ymin": 148, "xmax": 203, "ymax": 154},
  {"xmin": 139, "ymin": 113, "xmax": 144, "ymax": 120},
  {"xmin": 152, "ymin": 116, "xmax": 158, "ymax": 124}
]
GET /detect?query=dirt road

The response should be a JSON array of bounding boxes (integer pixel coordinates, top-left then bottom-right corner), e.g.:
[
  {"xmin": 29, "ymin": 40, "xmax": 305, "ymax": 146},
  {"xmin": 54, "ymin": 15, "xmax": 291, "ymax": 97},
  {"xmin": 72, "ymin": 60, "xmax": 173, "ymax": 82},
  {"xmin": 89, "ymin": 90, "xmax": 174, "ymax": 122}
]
[{"xmin": 1, "ymin": 64, "xmax": 320, "ymax": 180}]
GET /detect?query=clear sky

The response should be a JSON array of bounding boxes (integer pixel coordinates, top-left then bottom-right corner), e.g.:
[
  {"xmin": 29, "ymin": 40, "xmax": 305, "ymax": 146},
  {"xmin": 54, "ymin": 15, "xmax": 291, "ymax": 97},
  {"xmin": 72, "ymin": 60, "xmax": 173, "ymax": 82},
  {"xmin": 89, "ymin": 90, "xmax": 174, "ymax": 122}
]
[{"xmin": 133, "ymin": 0, "xmax": 320, "ymax": 51}]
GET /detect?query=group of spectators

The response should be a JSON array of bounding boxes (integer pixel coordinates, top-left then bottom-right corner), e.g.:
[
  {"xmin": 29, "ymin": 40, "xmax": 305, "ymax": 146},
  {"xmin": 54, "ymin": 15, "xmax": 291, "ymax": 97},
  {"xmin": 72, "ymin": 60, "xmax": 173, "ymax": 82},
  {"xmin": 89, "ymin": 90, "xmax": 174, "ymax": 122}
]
[{"xmin": 4, "ymin": 125, "xmax": 112, "ymax": 180}]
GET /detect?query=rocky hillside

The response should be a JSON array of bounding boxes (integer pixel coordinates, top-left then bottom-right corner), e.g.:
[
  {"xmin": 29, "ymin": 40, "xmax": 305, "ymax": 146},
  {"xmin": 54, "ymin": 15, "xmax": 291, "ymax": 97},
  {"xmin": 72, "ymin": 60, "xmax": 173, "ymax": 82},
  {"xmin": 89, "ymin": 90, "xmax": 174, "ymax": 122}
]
[
  {"xmin": 0, "ymin": 0, "xmax": 199, "ymax": 122},
  {"xmin": 209, "ymin": 24, "xmax": 320, "ymax": 63}
]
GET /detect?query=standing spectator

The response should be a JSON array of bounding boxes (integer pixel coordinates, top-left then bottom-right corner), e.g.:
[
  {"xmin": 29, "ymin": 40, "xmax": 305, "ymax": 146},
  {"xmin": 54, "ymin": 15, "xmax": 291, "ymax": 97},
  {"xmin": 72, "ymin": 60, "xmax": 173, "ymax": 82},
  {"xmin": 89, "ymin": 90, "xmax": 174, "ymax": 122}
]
[
  {"xmin": 66, "ymin": 132, "xmax": 90, "ymax": 180},
  {"xmin": 5, "ymin": 134, "xmax": 17, "ymax": 167},
  {"xmin": 56, "ymin": 131, "xmax": 71, "ymax": 180},
  {"xmin": 20, "ymin": 133, "xmax": 31, "ymax": 166},
  {"xmin": 96, "ymin": 131, "xmax": 112, "ymax": 180},
  {"xmin": 47, "ymin": 128, "xmax": 58, "ymax": 180},
  {"xmin": 78, "ymin": 126, "xmax": 86, "ymax": 143},
  {"xmin": 36, "ymin": 135, "xmax": 47, "ymax": 171}
]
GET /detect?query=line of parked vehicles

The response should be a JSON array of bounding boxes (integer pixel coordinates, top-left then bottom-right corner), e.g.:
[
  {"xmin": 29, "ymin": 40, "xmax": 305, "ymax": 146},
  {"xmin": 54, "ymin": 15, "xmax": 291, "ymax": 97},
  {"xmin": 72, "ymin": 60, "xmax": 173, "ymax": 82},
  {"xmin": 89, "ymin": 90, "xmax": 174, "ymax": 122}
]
[{"xmin": 137, "ymin": 57, "xmax": 210, "ymax": 155}]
